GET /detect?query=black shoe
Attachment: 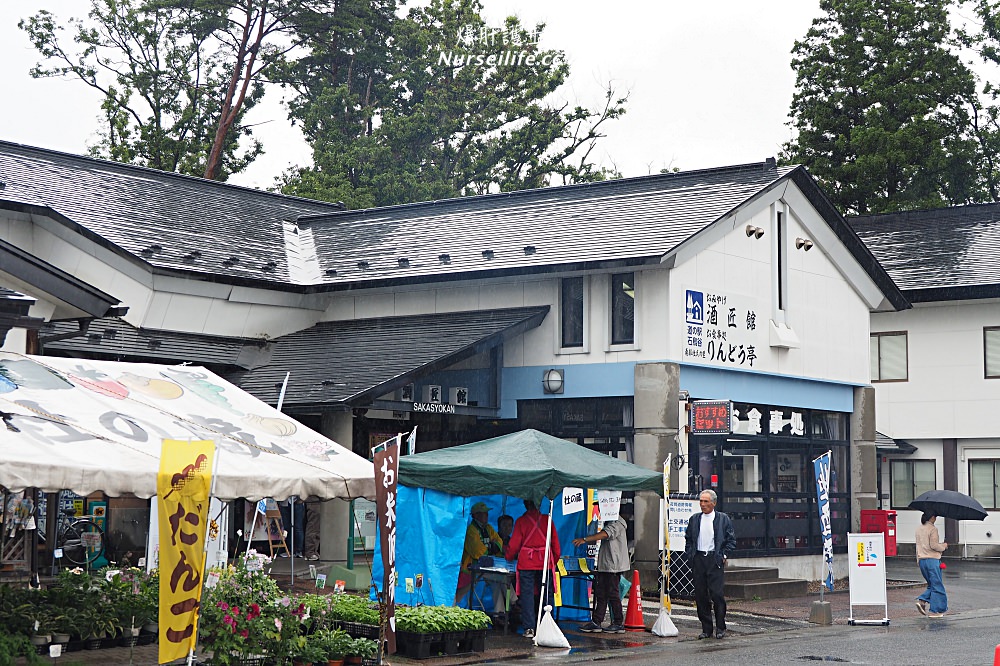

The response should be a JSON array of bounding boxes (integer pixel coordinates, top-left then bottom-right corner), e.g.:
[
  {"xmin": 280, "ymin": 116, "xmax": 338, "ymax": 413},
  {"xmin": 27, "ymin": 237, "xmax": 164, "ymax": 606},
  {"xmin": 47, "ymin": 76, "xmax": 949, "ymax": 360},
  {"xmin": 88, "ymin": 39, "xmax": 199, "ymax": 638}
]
[
  {"xmin": 715, "ymin": 630, "xmax": 726, "ymax": 639},
  {"xmin": 697, "ymin": 632, "xmax": 712, "ymax": 639}
]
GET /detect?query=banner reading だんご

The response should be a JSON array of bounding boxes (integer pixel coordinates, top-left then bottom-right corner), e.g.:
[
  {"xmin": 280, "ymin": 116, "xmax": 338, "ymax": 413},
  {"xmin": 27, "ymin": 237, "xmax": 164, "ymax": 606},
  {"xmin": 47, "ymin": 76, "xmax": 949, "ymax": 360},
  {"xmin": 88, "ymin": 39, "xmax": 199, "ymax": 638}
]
[{"xmin": 157, "ymin": 439, "xmax": 215, "ymax": 664}]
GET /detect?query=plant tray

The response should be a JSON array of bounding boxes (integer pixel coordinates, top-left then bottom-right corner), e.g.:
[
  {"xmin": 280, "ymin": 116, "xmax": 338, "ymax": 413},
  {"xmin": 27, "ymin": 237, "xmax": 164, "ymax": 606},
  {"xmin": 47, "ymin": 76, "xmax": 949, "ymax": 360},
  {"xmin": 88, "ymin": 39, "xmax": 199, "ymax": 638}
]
[
  {"xmin": 395, "ymin": 631, "xmax": 445, "ymax": 660},
  {"xmin": 136, "ymin": 633, "xmax": 156, "ymax": 646},
  {"xmin": 458, "ymin": 629, "xmax": 487, "ymax": 653},
  {"xmin": 340, "ymin": 621, "xmax": 379, "ymax": 640}
]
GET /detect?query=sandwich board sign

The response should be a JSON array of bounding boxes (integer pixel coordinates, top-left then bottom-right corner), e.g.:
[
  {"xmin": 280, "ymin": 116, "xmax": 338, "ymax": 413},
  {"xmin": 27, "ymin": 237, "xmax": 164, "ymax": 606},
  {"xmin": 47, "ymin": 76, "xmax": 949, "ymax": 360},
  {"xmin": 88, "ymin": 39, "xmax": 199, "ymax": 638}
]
[{"xmin": 847, "ymin": 532, "xmax": 889, "ymax": 626}]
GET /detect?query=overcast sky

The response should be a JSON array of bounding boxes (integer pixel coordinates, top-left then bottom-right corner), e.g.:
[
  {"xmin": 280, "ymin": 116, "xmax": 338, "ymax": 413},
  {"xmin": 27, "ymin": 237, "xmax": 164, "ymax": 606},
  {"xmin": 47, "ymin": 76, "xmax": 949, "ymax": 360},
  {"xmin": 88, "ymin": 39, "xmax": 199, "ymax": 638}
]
[{"xmin": 0, "ymin": 1, "xmax": 822, "ymax": 190}]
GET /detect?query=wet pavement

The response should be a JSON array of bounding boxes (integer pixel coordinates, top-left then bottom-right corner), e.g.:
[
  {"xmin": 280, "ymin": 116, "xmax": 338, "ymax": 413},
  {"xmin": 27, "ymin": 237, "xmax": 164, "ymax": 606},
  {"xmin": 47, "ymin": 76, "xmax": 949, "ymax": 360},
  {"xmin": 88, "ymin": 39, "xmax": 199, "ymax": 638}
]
[{"xmin": 32, "ymin": 556, "xmax": 1000, "ymax": 665}]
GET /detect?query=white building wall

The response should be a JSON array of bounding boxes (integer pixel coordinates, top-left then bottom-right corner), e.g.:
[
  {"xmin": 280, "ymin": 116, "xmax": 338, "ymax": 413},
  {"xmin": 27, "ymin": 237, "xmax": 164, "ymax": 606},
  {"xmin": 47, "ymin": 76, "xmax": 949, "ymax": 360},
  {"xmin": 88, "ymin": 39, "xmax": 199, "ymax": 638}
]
[
  {"xmin": 665, "ymin": 204, "xmax": 872, "ymax": 385},
  {"xmin": 872, "ymin": 300, "xmax": 1000, "ymax": 438},
  {"xmin": 873, "ymin": 302, "xmax": 1000, "ymax": 551}
]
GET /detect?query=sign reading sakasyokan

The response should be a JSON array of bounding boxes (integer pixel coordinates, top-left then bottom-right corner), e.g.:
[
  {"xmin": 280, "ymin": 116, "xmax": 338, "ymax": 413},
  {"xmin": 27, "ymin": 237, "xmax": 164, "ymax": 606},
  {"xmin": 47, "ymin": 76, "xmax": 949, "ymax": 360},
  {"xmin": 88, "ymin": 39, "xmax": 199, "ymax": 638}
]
[{"xmin": 689, "ymin": 400, "xmax": 733, "ymax": 434}]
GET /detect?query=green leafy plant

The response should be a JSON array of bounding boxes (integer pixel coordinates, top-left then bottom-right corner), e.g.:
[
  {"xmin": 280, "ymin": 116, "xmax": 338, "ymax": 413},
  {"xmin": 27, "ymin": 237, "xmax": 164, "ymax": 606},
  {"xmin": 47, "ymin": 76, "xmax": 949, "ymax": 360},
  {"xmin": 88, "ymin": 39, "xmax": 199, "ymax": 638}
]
[
  {"xmin": 346, "ymin": 637, "xmax": 377, "ymax": 659},
  {"xmin": 289, "ymin": 633, "xmax": 327, "ymax": 664},
  {"xmin": 315, "ymin": 628, "xmax": 353, "ymax": 659},
  {"xmin": 328, "ymin": 595, "xmax": 379, "ymax": 625},
  {"xmin": 0, "ymin": 629, "xmax": 42, "ymax": 666},
  {"xmin": 395, "ymin": 606, "xmax": 489, "ymax": 633}
]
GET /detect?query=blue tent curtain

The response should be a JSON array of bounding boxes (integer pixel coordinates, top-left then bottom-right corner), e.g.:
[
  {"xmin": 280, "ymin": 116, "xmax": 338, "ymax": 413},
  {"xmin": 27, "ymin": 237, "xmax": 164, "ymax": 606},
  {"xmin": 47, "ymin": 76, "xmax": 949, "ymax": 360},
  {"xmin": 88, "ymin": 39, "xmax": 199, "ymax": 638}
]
[{"xmin": 373, "ymin": 486, "xmax": 591, "ymax": 620}]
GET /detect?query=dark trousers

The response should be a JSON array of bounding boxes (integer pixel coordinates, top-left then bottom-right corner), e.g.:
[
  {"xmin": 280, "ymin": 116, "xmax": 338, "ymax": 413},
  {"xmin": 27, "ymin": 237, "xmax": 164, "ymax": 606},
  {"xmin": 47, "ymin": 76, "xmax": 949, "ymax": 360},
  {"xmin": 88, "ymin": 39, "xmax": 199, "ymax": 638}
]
[
  {"xmin": 692, "ymin": 553, "xmax": 727, "ymax": 633},
  {"xmin": 518, "ymin": 570, "xmax": 550, "ymax": 631},
  {"xmin": 592, "ymin": 571, "xmax": 624, "ymax": 625}
]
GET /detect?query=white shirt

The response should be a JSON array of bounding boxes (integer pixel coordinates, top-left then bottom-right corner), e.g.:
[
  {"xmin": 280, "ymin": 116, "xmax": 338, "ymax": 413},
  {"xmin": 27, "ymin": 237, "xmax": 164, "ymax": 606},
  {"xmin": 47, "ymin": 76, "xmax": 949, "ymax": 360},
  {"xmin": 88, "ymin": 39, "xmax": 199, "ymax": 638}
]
[{"xmin": 698, "ymin": 511, "xmax": 716, "ymax": 552}]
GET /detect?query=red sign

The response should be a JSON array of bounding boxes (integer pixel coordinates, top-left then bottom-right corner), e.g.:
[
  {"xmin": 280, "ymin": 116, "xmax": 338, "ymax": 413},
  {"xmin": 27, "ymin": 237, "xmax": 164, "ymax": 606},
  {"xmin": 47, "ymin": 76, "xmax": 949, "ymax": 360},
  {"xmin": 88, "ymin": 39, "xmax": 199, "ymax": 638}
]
[{"xmin": 689, "ymin": 400, "xmax": 733, "ymax": 434}]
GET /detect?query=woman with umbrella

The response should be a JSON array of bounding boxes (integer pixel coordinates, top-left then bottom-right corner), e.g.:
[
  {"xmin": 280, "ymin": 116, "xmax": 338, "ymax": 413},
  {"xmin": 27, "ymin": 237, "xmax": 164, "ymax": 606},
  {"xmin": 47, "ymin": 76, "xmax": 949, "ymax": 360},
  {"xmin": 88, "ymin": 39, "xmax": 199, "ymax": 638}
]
[{"xmin": 914, "ymin": 512, "xmax": 948, "ymax": 617}]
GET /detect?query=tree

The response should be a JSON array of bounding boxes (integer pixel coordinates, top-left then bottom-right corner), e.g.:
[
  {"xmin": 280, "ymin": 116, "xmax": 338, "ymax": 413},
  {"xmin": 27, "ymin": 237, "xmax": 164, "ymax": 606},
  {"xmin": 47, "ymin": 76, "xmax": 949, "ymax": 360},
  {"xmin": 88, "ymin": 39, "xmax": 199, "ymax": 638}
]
[
  {"xmin": 279, "ymin": 0, "xmax": 627, "ymax": 208},
  {"xmin": 19, "ymin": 0, "xmax": 331, "ymax": 181},
  {"xmin": 783, "ymin": 0, "xmax": 982, "ymax": 214}
]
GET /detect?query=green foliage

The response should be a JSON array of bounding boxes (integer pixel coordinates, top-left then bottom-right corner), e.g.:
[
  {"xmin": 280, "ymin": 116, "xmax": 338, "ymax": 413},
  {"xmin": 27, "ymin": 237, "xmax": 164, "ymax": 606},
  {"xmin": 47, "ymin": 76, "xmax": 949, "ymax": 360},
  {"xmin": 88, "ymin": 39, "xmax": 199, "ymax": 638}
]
[
  {"xmin": 346, "ymin": 636, "xmax": 378, "ymax": 659},
  {"xmin": 199, "ymin": 552, "xmax": 299, "ymax": 665},
  {"xmin": 279, "ymin": 0, "xmax": 626, "ymax": 207},
  {"xmin": 327, "ymin": 594, "xmax": 379, "ymax": 625},
  {"xmin": 395, "ymin": 605, "xmax": 489, "ymax": 633},
  {"xmin": 783, "ymin": 0, "xmax": 982, "ymax": 214},
  {"xmin": 0, "ymin": 630, "xmax": 42, "ymax": 666},
  {"xmin": 288, "ymin": 633, "xmax": 327, "ymax": 663},
  {"xmin": 314, "ymin": 628, "xmax": 353, "ymax": 659},
  {"xmin": 17, "ymin": 0, "xmax": 328, "ymax": 180}
]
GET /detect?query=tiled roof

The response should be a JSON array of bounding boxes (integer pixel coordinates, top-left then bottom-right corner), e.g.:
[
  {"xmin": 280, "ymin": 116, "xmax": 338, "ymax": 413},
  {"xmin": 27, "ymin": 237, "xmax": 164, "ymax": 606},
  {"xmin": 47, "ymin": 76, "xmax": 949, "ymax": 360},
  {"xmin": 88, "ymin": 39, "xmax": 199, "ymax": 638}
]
[
  {"xmin": 40, "ymin": 317, "xmax": 272, "ymax": 369},
  {"xmin": 299, "ymin": 162, "xmax": 797, "ymax": 287},
  {"xmin": 851, "ymin": 204, "xmax": 1000, "ymax": 301},
  {"xmin": 0, "ymin": 142, "xmax": 907, "ymax": 309},
  {"xmin": 229, "ymin": 306, "xmax": 549, "ymax": 408},
  {"xmin": 0, "ymin": 140, "xmax": 343, "ymax": 286}
]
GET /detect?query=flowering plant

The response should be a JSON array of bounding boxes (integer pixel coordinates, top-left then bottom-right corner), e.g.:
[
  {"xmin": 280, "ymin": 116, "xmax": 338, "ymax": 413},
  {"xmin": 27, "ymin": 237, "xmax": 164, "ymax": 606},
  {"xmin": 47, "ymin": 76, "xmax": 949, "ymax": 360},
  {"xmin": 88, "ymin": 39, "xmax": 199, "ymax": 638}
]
[{"xmin": 200, "ymin": 551, "xmax": 296, "ymax": 665}]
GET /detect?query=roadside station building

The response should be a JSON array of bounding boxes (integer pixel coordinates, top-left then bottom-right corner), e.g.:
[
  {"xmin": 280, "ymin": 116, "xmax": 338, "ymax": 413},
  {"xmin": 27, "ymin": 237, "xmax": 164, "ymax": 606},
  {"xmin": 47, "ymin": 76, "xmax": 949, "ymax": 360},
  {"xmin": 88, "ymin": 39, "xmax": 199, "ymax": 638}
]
[{"xmin": 0, "ymin": 141, "xmax": 907, "ymax": 580}]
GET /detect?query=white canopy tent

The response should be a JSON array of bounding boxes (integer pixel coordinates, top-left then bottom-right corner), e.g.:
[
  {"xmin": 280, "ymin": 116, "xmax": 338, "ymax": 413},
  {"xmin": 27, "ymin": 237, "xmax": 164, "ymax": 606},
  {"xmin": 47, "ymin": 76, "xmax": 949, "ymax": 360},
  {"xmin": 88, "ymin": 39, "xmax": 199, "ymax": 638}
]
[{"xmin": 0, "ymin": 352, "xmax": 375, "ymax": 501}]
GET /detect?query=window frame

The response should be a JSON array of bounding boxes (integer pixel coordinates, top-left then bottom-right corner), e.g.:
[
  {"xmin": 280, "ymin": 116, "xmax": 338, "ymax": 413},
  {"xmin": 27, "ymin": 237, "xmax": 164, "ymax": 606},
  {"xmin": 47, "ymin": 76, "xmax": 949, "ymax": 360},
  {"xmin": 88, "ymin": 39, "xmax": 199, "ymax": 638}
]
[
  {"xmin": 609, "ymin": 271, "xmax": 636, "ymax": 347},
  {"xmin": 558, "ymin": 275, "xmax": 588, "ymax": 353},
  {"xmin": 889, "ymin": 459, "xmax": 936, "ymax": 509},
  {"xmin": 969, "ymin": 458, "xmax": 1000, "ymax": 510},
  {"xmin": 984, "ymin": 327, "xmax": 1000, "ymax": 379},
  {"xmin": 871, "ymin": 331, "xmax": 909, "ymax": 383}
]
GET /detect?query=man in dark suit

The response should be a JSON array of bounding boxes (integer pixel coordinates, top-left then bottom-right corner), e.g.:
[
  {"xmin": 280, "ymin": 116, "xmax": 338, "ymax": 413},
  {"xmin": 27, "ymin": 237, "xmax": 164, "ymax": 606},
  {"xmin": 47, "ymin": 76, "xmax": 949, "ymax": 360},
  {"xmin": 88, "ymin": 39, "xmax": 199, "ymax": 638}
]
[{"xmin": 684, "ymin": 489, "xmax": 736, "ymax": 639}]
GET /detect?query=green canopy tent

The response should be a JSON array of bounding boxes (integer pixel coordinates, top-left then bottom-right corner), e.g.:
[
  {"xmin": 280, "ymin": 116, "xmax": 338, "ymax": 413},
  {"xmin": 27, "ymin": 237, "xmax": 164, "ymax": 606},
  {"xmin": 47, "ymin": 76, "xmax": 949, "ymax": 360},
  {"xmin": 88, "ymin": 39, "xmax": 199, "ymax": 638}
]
[
  {"xmin": 397, "ymin": 428, "xmax": 664, "ymax": 502},
  {"xmin": 375, "ymin": 429, "xmax": 663, "ymax": 637}
]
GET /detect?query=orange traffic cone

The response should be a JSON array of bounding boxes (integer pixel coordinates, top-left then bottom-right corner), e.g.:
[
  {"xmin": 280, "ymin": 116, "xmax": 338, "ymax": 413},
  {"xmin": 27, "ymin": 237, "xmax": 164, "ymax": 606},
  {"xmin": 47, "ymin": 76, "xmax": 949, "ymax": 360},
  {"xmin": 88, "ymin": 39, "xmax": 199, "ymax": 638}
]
[{"xmin": 624, "ymin": 569, "xmax": 645, "ymax": 631}]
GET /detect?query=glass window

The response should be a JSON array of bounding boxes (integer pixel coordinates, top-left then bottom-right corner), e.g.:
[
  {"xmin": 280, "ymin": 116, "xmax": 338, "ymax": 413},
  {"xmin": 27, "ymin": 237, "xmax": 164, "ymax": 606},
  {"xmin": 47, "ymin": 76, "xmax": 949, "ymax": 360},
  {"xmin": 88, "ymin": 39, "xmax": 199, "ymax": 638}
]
[
  {"xmin": 970, "ymin": 459, "xmax": 1000, "ymax": 509},
  {"xmin": 561, "ymin": 277, "xmax": 584, "ymax": 348},
  {"xmin": 890, "ymin": 460, "xmax": 935, "ymax": 508},
  {"xmin": 769, "ymin": 448, "xmax": 807, "ymax": 493},
  {"xmin": 611, "ymin": 272, "xmax": 635, "ymax": 345},
  {"xmin": 811, "ymin": 412, "xmax": 847, "ymax": 440},
  {"xmin": 986, "ymin": 328, "xmax": 1000, "ymax": 378},
  {"xmin": 871, "ymin": 332, "xmax": 908, "ymax": 382}
]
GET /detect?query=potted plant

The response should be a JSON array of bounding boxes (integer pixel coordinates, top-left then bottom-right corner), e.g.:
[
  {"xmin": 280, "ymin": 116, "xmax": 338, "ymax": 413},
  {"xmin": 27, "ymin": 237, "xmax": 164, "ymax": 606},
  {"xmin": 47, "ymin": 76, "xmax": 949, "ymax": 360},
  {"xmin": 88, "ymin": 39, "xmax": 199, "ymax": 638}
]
[
  {"xmin": 315, "ymin": 628, "xmax": 352, "ymax": 666},
  {"xmin": 289, "ymin": 634, "xmax": 326, "ymax": 666},
  {"xmin": 344, "ymin": 637, "xmax": 377, "ymax": 665},
  {"xmin": 49, "ymin": 612, "xmax": 77, "ymax": 644}
]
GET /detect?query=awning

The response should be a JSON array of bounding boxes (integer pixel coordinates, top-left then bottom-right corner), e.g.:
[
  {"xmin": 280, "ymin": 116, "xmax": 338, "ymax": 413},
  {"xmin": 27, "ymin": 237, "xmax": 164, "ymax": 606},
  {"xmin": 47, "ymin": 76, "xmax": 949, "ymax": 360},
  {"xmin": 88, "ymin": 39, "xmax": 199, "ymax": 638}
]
[
  {"xmin": 0, "ymin": 353, "xmax": 375, "ymax": 501},
  {"xmin": 875, "ymin": 430, "xmax": 916, "ymax": 455},
  {"xmin": 230, "ymin": 306, "xmax": 549, "ymax": 409}
]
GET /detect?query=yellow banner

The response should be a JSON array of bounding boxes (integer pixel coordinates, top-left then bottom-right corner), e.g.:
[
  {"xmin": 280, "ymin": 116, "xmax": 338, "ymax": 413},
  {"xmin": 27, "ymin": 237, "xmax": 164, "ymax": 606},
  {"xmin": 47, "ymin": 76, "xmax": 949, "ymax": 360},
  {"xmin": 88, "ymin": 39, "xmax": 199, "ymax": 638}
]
[{"xmin": 157, "ymin": 439, "xmax": 215, "ymax": 664}]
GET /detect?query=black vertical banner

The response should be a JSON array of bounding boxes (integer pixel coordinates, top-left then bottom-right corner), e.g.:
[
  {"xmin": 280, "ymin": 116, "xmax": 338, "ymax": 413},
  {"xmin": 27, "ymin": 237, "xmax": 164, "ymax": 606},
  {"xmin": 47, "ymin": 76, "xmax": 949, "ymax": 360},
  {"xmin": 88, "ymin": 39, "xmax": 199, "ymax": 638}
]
[{"xmin": 373, "ymin": 435, "xmax": 400, "ymax": 654}]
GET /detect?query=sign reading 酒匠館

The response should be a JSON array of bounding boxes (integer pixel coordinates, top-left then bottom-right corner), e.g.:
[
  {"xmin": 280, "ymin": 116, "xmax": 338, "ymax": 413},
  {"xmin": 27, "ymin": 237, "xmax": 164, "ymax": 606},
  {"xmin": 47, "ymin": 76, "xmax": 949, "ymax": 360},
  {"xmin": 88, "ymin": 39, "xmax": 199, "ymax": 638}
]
[{"xmin": 683, "ymin": 287, "xmax": 765, "ymax": 370}]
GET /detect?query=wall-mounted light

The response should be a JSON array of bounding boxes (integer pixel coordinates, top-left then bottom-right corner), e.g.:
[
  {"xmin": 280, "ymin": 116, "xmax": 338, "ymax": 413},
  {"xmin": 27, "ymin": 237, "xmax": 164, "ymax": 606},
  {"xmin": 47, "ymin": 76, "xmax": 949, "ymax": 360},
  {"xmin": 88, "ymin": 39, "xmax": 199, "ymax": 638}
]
[
  {"xmin": 745, "ymin": 224, "xmax": 765, "ymax": 239},
  {"xmin": 795, "ymin": 237, "xmax": 814, "ymax": 251},
  {"xmin": 542, "ymin": 368, "xmax": 564, "ymax": 394}
]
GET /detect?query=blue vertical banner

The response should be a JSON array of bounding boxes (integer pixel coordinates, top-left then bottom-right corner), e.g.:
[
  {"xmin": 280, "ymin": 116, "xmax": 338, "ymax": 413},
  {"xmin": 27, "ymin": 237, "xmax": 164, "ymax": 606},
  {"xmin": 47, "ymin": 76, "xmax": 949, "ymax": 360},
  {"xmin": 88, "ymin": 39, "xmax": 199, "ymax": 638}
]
[{"xmin": 813, "ymin": 450, "xmax": 834, "ymax": 591}]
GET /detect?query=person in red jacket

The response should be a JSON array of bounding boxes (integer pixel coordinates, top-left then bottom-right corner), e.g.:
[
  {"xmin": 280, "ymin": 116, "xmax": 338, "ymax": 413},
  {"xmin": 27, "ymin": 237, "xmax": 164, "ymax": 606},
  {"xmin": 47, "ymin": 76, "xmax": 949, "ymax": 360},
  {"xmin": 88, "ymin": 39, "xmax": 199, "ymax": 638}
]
[{"xmin": 504, "ymin": 499, "xmax": 560, "ymax": 638}]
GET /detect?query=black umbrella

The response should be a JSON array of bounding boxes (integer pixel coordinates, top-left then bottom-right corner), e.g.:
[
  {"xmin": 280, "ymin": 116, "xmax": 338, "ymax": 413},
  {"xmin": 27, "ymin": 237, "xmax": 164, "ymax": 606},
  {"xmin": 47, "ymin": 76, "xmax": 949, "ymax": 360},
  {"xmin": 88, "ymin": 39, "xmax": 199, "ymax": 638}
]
[{"xmin": 908, "ymin": 489, "xmax": 988, "ymax": 521}]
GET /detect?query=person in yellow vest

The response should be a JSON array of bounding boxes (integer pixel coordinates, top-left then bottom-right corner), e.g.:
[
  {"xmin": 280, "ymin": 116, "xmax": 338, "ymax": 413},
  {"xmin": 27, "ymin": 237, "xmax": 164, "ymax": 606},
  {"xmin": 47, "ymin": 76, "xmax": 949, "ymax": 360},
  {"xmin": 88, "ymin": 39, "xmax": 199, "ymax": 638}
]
[{"xmin": 455, "ymin": 502, "xmax": 506, "ymax": 619}]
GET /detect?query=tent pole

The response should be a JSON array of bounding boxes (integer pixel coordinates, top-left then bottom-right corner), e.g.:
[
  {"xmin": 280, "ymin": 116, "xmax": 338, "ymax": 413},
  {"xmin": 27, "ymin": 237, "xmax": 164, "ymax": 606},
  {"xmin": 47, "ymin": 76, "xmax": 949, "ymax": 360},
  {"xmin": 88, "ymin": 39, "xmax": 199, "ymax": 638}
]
[{"xmin": 536, "ymin": 503, "xmax": 554, "ymax": 635}]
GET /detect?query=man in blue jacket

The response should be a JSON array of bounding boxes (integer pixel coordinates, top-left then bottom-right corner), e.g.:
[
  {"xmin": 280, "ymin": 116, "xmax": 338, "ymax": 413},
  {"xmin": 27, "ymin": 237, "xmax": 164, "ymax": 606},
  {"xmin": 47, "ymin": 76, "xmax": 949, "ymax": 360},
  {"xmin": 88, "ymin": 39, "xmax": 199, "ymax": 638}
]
[{"xmin": 684, "ymin": 489, "xmax": 736, "ymax": 639}]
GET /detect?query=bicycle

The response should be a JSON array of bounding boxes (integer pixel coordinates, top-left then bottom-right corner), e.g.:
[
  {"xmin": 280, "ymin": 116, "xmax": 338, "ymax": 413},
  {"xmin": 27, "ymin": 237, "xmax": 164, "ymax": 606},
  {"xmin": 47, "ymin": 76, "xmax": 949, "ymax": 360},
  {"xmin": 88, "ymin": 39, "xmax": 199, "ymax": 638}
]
[{"xmin": 44, "ymin": 508, "xmax": 106, "ymax": 568}]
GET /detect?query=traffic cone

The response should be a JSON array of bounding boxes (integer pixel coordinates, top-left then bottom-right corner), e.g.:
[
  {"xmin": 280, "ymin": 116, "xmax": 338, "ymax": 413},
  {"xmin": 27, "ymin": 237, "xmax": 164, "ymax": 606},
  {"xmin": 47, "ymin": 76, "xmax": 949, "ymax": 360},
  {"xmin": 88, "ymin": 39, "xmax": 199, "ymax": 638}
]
[
  {"xmin": 994, "ymin": 643, "xmax": 1000, "ymax": 666},
  {"xmin": 624, "ymin": 569, "xmax": 645, "ymax": 631}
]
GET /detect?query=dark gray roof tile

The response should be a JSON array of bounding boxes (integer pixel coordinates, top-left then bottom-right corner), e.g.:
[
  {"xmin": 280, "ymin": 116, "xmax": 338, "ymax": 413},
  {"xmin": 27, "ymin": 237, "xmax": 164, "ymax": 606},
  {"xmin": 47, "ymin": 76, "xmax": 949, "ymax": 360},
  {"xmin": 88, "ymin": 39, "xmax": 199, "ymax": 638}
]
[
  {"xmin": 300, "ymin": 163, "xmax": 795, "ymax": 286},
  {"xmin": 0, "ymin": 141, "xmax": 343, "ymax": 285},
  {"xmin": 850, "ymin": 204, "xmax": 1000, "ymax": 300},
  {"xmin": 230, "ymin": 306, "xmax": 548, "ymax": 408},
  {"xmin": 41, "ymin": 317, "xmax": 271, "ymax": 369}
]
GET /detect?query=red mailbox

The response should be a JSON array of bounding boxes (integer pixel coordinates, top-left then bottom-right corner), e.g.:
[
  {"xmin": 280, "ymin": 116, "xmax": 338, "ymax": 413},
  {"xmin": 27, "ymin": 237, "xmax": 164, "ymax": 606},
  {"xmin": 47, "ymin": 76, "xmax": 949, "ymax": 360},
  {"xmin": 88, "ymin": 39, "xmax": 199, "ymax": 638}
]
[{"xmin": 860, "ymin": 509, "xmax": 897, "ymax": 556}]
